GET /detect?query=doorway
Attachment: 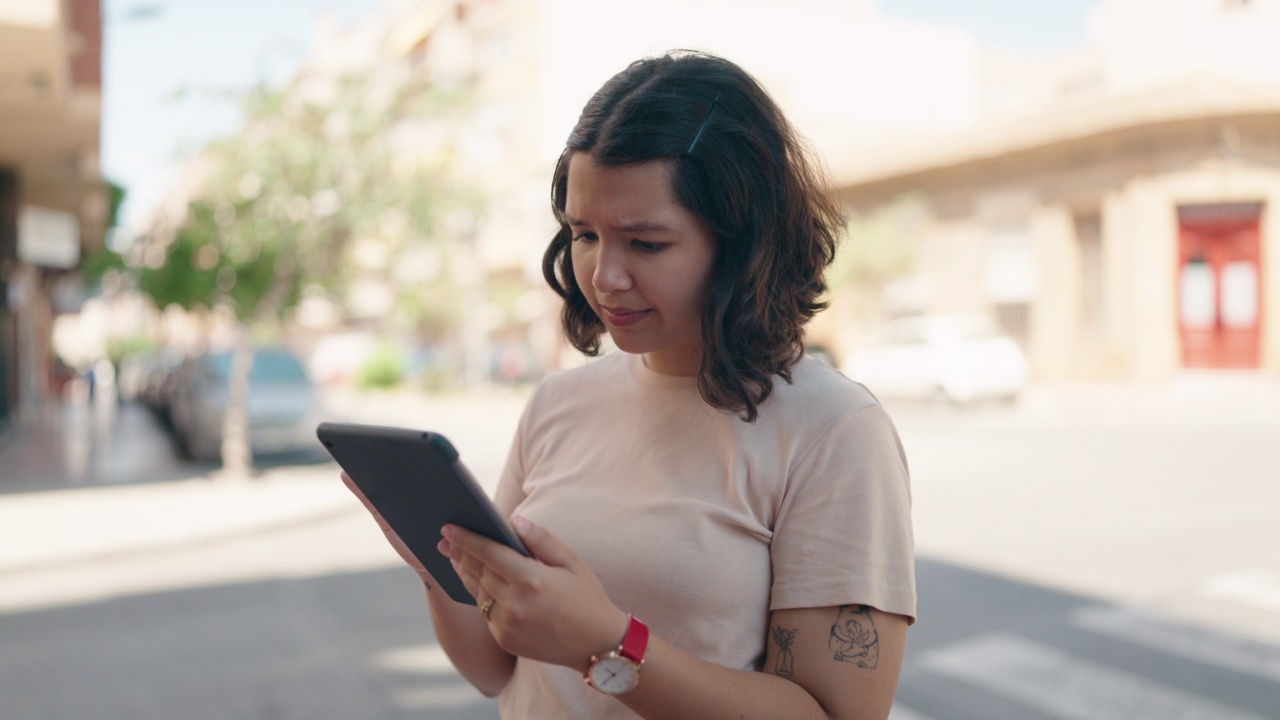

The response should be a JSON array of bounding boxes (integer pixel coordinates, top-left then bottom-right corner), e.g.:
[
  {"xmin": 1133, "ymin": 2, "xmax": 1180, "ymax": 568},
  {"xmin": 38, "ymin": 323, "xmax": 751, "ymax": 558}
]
[{"xmin": 1176, "ymin": 202, "xmax": 1264, "ymax": 368}]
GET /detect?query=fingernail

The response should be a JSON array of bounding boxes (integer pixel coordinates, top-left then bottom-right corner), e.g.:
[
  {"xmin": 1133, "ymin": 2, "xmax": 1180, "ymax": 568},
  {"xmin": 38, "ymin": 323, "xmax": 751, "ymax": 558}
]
[
  {"xmin": 513, "ymin": 515, "xmax": 531, "ymax": 533},
  {"xmin": 438, "ymin": 539, "xmax": 452, "ymax": 555},
  {"xmin": 441, "ymin": 525, "xmax": 455, "ymax": 538}
]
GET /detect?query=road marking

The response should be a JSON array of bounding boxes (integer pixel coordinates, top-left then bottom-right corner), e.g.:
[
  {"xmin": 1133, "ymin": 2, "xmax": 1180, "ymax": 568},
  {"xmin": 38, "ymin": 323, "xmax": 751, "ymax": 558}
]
[
  {"xmin": 888, "ymin": 704, "xmax": 937, "ymax": 720},
  {"xmin": 1072, "ymin": 605, "xmax": 1280, "ymax": 683},
  {"xmin": 393, "ymin": 682, "xmax": 490, "ymax": 709},
  {"xmin": 920, "ymin": 633, "xmax": 1270, "ymax": 720},
  {"xmin": 371, "ymin": 643, "xmax": 458, "ymax": 675},
  {"xmin": 1201, "ymin": 569, "xmax": 1280, "ymax": 614}
]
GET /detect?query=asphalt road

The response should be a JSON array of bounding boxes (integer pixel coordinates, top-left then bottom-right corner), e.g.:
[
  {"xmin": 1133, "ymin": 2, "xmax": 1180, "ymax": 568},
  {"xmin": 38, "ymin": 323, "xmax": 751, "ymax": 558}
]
[{"xmin": 1, "ymin": 385, "xmax": 1278, "ymax": 719}]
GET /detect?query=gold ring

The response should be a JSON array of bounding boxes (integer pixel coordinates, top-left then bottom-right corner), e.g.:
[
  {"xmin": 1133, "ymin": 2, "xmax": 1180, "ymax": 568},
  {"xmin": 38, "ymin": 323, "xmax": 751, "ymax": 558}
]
[{"xmin": 480, "ymin": 598, "xmax": 495, "ymax": 621}]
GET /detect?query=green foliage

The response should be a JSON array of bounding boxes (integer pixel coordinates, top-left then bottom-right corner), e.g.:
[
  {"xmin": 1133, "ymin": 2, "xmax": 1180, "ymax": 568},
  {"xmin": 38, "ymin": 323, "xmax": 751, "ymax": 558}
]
[
  {"xmin": 80, "ymin": 181, "xmax": 129, "ymax": 287},
  {"xmin": 138, "ymin": 207, "xmax": 220, "ymax": 310},
  {"xmin": 105, "ymin": 335, "xmax": 155, "ymax": 366},
  {"xmin": 137, "ymin": 200, "xmax": 301, "ymax": 319},
  {"xmin": 80, "ymin": 244, "xmax": 126, "ymax": 287},
  {"xmin": 829, "ymin": 194, "xmax": 927, "ymax": 293},
  {"xmin": 137, "ymin": 69, "xmax": 478, "ymax": 328},
  {"xmin": 355, "ymin": 345, "xmax": 405, "ymax": 390}
]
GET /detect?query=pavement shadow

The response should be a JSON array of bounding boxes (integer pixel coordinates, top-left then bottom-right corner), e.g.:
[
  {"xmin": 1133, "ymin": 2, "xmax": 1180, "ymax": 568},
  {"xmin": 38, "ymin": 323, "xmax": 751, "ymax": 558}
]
[{"xmin": 0, "ymin": 566, "xmax": 500, "ymax": 720}]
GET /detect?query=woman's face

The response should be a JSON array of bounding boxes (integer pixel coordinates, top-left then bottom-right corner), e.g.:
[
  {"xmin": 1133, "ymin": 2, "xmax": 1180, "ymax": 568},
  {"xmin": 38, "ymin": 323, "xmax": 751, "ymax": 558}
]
[{"xmin": 564, "ymin": 152, "xmax": 717, "ymax": 376}]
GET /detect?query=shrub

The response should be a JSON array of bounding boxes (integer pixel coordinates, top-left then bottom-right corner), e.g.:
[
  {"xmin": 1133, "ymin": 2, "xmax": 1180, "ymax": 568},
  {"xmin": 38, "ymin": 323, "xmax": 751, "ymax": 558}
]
[{"xmin": 355, "ymin": 346, "xmax": 404, "ymax": 390}]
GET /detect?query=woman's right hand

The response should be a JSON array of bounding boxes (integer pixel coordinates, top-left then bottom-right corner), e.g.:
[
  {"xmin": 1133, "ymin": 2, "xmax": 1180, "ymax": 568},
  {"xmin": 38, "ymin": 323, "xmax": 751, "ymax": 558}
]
[{"xmin": 340, "ymin": 471, "xmax": 436, "ymax": 585}]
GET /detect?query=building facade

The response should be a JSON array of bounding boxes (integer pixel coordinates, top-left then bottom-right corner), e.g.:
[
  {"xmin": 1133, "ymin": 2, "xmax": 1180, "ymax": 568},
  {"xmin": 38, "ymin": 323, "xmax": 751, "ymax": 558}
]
[
  {"xmin": 0, "ymin": 0, "xmax": 106, "ymax": 426},
  {"xmin": 831, "ymin": 0, "xmax": 1280, "ymax": 382}
]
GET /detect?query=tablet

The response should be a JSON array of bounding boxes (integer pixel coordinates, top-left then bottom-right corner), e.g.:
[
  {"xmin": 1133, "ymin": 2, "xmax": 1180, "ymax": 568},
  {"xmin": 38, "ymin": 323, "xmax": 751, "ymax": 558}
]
[{"xmin": 317, "ymin": 422, "xmax": 530, "ymax": 605}]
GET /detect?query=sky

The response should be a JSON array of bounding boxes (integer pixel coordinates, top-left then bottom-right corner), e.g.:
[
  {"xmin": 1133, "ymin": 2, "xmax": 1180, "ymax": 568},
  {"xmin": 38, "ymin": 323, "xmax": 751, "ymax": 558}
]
[
  {"xmin": 880, "ymin": 0, "xmax": 1101, "ymax": 51},
  {"xmin": 101, "ymin": 0, "xmax": 1104, "ymax": 234}
]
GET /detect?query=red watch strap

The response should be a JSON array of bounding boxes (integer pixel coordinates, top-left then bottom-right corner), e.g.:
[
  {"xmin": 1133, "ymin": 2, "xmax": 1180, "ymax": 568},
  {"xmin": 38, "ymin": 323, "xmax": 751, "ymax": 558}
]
[{"xmin": 618, "ymin": 614, "xmax": 649, "ymax": 663}]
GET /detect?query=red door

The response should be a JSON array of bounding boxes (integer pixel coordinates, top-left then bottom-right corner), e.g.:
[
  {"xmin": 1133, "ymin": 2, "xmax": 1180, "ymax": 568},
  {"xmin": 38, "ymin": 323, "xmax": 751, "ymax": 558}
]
[{"xmin": 1177, "ymin": 203, "xmax": 1264, "ymax": 369}]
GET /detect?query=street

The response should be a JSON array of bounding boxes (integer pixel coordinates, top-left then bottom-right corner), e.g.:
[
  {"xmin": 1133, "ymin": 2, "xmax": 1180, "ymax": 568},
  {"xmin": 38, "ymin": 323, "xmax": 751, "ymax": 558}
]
[{"xmin": 1, "ymin": 379, "xmax": 1279, "ymax": 719}]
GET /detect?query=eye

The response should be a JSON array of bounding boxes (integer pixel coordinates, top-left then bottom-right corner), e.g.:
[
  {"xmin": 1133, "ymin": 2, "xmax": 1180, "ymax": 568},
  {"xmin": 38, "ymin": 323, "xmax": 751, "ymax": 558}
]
[
  {"xmin": 572, "ymin": 232, "xmax": 598, "ymax": 244},
  {"xmin": 632, "ymin": 239, "xmax": 666, "ymax": 253}
]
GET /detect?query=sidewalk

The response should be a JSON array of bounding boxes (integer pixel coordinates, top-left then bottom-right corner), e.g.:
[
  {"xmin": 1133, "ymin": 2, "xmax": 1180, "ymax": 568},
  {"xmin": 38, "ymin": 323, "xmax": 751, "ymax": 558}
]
[
  {"xmin": 0, "ymin": 399, "xmax": 208, "ymax": 494},
  {"xmin": 0, "ymin": 388, "xmax": 529, "ymax": 613}
]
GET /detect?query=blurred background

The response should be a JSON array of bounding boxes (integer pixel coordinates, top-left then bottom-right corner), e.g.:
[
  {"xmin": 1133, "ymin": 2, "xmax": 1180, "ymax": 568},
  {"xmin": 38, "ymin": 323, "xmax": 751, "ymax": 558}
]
[{"xmin": 2, "ymin": 1, "xmax": 1279, "ymax": 718}]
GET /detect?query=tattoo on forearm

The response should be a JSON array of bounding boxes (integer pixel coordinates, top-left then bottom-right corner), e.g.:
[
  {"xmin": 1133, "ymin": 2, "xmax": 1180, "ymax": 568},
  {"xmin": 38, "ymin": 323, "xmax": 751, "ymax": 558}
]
[
  {"xmin": 771, "ymin": 626, "xmax": 798, "ymax": 676},
  {"xmin": 829, "ymin": 605, "xmax": 879, "ymax": 669}
]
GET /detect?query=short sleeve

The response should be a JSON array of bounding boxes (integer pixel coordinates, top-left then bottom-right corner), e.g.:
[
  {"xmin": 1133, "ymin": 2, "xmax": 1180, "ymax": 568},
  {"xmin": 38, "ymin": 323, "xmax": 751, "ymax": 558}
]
[
  {"xmin": 769, "ymin": 402, "xmax": 916, "ymax": 623},
  {"xmin": 492, "ymin": 390, "xmax": 536, "ymax": 517}
]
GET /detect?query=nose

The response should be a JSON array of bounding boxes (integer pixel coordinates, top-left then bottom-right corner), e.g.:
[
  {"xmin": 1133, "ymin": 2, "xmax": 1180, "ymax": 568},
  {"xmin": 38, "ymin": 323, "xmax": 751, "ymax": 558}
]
[{"xmin": 591, "ymin": 240, "xmax": 632, "ymax": 294}]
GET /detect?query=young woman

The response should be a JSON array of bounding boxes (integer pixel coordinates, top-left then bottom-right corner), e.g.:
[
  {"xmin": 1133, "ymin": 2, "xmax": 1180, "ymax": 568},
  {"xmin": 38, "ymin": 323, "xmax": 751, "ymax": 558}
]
[{"xmin": 345, "ymin": 50, "xmax": 916, "ymax": 720}]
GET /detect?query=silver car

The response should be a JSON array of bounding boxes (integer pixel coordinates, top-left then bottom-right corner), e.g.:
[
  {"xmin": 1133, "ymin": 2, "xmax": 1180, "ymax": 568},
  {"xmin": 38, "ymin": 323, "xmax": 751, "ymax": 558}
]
[{"xmin": 168, "ymin": 348, "xmax": 322, "ymax": 461}]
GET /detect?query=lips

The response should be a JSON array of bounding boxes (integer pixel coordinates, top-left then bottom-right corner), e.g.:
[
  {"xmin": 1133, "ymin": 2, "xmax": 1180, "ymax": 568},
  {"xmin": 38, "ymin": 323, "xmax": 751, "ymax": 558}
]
[{"xmin": 599, "ymin": 305, "xmax": 652, "ymax": 328}]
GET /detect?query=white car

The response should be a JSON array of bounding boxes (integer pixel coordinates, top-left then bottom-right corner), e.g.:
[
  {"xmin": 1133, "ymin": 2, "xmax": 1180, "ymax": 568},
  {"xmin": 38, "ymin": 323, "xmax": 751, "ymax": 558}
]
[{"xmin": 841, "ymin": 315, "xmax": 1030, "ymax": 405}]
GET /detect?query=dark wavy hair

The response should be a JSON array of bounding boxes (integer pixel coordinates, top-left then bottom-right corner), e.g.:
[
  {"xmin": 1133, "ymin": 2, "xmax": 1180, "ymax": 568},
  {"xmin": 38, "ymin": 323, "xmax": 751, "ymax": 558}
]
[{"xmin": 542, "ymin": 50, "xmax": 842, "ymax": 422}]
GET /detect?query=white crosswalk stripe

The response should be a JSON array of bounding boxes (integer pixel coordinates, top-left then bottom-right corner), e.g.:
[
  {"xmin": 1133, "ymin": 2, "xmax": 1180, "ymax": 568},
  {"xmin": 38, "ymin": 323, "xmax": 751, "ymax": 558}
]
[
  {"xmin": 888, "ymin": 704, "xmax": 937, "ymax": 720},
  {"xmin": 1201, "ymin": 569, "xmax": 1280, "ymax": 613},
  {"xmin": 920, "ymin": 633, "xmax": 1271, "ymax": 720},
  {"xmin": 1072, "ymin": 604, "xmax": 1280, "ymax": 683}
]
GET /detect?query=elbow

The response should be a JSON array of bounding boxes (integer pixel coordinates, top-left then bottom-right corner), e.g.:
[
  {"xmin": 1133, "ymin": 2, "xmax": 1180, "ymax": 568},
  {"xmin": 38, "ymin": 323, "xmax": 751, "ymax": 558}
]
[
  {"xmin": 465, "ymin": 669, "xmax": 512, "ymax": 699},
  {"xmin": 465, "ymin": 671, "xmax": 504, "ymax": 696}
]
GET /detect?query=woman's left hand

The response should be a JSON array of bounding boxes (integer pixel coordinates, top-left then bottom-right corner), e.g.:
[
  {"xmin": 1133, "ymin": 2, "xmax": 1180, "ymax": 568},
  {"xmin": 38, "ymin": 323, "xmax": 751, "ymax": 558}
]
[{"xmin": 438, "ymin": 515, "xmax": 628, "ymax": 672}]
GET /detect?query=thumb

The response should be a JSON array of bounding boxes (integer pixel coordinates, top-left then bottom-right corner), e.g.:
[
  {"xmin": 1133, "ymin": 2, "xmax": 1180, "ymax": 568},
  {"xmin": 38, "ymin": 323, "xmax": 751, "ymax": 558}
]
[{"xmin": 512, "ymin": 514, "xmax": 582, "ymax": 570}]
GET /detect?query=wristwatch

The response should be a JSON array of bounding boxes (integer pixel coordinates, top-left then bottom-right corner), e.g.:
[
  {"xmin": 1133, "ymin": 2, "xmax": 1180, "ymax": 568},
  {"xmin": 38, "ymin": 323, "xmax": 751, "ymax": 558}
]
[{"xmin": 584, "ymin": 614, "xmax": 649, "ymax": 695}]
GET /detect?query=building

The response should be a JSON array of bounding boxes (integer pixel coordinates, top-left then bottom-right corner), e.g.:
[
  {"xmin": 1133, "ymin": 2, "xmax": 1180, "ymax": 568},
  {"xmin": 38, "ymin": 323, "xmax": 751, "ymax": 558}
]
[
  {"xmin": 0, "ymin": 0, "xmax": 106, "ymax": 427},
  {"xmin": 831, "ymin": 0, "xmax": 1280, "ymax": 381}
]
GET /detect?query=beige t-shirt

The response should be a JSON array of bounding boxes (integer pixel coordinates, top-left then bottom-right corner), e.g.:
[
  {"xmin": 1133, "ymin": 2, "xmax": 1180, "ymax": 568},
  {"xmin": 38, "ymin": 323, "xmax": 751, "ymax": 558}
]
[{"xmin": 493, "ymin": 351, "xmax": 915, "ymax": 719}]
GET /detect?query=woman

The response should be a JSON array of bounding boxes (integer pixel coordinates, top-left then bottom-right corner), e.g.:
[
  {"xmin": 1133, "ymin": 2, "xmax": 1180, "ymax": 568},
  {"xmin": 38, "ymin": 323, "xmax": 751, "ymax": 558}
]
[{"xmin": 347, "ymin": 50, "xmax": 916, "ymax": 719}]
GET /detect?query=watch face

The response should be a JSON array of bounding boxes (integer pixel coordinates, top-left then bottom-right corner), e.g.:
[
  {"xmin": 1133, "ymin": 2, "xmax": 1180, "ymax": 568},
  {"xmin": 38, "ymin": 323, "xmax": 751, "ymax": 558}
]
[{"xmin": 588, "ymin": 654, "xmax": 640, "ymax": 695}]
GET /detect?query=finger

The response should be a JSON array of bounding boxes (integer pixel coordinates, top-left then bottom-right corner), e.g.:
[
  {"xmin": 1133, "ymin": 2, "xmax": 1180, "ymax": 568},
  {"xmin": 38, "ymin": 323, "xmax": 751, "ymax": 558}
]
[
  {"xmin": 442, "ymin": 524, "xmax": 531, "ymax": 583},
  {"xmin": 337, "ymin": 471, "xmax": 373, "ymax": 509},
  {"xmin": 442, "ymin": 536, "xmax": 512, "ymax": 600}
]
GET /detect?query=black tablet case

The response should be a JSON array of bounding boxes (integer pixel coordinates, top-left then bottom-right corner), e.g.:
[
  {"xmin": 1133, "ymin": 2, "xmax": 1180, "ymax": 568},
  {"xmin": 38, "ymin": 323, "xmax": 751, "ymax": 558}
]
[{"xmin": 317, "ymin": 422, "xmax": 530, "ymax": 605}]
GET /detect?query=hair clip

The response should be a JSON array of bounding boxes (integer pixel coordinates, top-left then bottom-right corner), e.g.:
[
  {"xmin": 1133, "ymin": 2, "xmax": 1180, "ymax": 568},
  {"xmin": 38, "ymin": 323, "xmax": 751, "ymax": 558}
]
[{"xmin": 685, "ymin": 95, "xmax": 720, "ymax": 155}]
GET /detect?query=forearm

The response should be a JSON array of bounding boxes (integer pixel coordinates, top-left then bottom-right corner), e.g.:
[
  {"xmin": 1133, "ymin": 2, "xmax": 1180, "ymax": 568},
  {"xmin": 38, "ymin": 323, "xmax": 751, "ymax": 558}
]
[
  {"xmin": 422, "ymin": 581, "xmax": 516, "ymax": 697},
  {"xmin": 615, "ymin": 635, "xmax": 829, "ymax": 720}
]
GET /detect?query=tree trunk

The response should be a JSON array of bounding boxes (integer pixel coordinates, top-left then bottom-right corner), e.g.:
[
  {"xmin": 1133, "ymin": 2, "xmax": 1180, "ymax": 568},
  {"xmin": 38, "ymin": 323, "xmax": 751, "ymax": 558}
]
[
  {"xmin": 218, "ymin": 327, "xmax": 254, "ymax": 479},
  {"xmin": 216, "ymin": 257, "xmax": 296, "ymax": 479}
]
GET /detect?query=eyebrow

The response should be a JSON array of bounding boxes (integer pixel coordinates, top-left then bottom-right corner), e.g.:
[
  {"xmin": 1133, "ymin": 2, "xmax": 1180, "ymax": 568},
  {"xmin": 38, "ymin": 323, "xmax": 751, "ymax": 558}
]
[{"xmin": 561, "ymin": 213, "xmax": 673, "ymax": 234}]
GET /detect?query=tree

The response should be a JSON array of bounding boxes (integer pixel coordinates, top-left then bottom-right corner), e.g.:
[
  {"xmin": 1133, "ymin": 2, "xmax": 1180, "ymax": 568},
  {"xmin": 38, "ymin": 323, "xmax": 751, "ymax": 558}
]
[
  {"xmin": 807, "ymin": 194, "xmax": 929, "ymax": 361},
  {"xmin": 140, "ymin": 69, "xmax": 477, "ymax": 477},
  {"xmin": 79, "ymin": 181, "xmax": 128, "ymax": 287},
  {"xmin": 827, "ymin": 193, "xmax": 928, "ymax": 312}
]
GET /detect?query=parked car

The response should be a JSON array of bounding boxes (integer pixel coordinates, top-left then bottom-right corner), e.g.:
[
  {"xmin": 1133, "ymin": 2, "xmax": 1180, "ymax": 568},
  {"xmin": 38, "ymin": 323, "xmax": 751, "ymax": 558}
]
[
  {"xmin": 841, "ymin": 314, "xmax": 1030, "ymax": 406},
  {"xmin": 133, "ymin": 349, "xmax": 185, "ymax": 426},
  {"xmin": 168, "ymin": 348, "xmax": 323, "ymax": 461}
]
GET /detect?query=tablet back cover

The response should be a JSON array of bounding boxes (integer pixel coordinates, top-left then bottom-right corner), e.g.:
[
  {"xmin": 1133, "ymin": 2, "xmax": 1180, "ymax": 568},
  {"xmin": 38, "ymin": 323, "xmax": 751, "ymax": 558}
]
[{"xmin": 318, "ymin": 422, "xmax": 524, "ymax": 605}]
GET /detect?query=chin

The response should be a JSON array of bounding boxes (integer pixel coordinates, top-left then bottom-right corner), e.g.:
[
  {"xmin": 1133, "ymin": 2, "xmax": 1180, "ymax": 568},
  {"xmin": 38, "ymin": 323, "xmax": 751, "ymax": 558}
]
[{"xmin": 604, "ymin": 333, "xmax": 648, "ymax": 355}]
